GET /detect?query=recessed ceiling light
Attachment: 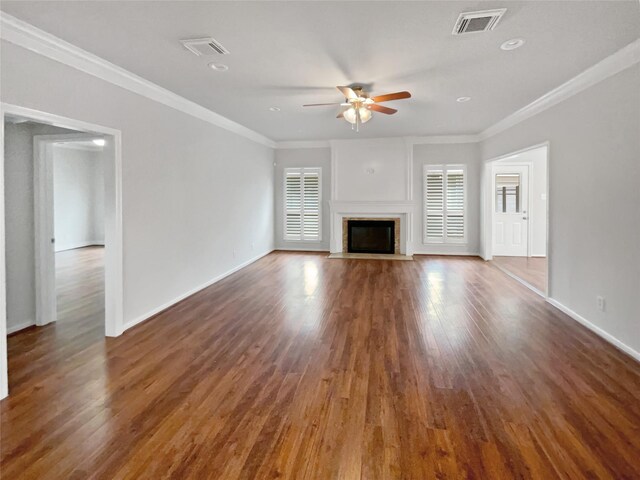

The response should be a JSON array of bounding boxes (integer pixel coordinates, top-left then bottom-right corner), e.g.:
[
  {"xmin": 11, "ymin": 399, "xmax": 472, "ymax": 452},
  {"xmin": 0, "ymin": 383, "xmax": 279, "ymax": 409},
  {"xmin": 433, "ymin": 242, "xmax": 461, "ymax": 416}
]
[
  {"xmin": 208, "ymin": 62, "xmax": 229, "ymax": 71},
  {"xmin": 500, "ymin": 38, "xmax": 525, "ymax": 51},
  {"xmin": 456, "ymin": 96, "xmax": 471, "ymax": 103},
  {"xmin": 269, "ymin": 106, "xmax": 281, "ymax": 112},
  {"xmin": 92, "ymin": 139, "xmax": 106, "ymax": 146}
]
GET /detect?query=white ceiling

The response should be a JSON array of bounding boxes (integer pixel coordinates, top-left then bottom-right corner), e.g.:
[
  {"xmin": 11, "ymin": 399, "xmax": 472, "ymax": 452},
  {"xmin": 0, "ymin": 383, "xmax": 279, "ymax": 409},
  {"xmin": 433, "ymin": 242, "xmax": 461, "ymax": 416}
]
[{"xmin": 2, "ymin": 1, "xmax": 639, "ymax": 142}]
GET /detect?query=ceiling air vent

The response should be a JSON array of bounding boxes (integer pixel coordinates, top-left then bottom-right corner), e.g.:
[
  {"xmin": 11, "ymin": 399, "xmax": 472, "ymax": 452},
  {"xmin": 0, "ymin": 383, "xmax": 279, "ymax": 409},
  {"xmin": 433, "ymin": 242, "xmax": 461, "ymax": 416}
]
[
  {"xmin": 181, "ymin": 37, "xmax": 229, "ymax": 56},
  {"xmin": 452, "ymin": 9, "xmax": 507, "ymax": 35}
]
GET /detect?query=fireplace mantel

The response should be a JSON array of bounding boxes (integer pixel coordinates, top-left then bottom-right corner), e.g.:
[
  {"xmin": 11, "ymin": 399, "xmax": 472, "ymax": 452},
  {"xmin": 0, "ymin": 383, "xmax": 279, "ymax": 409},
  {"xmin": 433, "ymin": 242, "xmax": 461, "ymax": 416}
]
[{"xmin": 329, "ymin": 200, "xmax": 414, "ymax": 213}]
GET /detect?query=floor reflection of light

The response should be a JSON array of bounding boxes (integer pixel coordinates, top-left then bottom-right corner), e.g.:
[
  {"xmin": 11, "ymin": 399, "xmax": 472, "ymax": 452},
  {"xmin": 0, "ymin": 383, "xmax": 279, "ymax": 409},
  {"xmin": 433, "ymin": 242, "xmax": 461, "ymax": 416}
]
[
  {"xmin": 303, "ymin": 261, "xmax": 318, "ymax": 297},
  {"xmin": 426, "ymin": 272, "xmax": 443, "ymax": 300},
  {"xmin": 63, "ymin": 340, "xmax": 113, "ymax": 468},
  {"xmin": 281, "ymin": 261, "xmax": 322, "ymax": 335}
]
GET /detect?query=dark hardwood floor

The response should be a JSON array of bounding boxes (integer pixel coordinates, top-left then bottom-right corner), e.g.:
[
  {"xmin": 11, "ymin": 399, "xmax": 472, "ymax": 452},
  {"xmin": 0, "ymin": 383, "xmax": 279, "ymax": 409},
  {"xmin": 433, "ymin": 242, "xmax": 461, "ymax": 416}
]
[
  {"xmin": 2, "ymin": 251, "xmax": 639, "ymax": 479},
  {"xmin": 55, "ymin": 246, "xmax": 105, "ymax": 328},
  {"xmin": 5, "ymin": 246, "xmax": 106, "ymax": 400}
]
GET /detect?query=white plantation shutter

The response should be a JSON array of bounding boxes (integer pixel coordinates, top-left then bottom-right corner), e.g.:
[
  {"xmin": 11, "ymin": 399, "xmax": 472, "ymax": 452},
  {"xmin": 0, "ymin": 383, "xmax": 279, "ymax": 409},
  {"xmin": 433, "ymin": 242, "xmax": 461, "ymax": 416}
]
[
  {"xmin": 302, "ymin": 172, "xmax": 320, "ymax": 240},
  {"xmin": 425, "ymin": 170, "xmax": 444, "ymax": 240},
  {"xmin": 285, "ymin": 171, "xmax": 302, "ymax": 239},
  {"xmin": 446, "ymin": 170, "xmax": 465, "ymax": 239},
  {"xmin": 424, "ymin": 165, "xmax": 466, "ymax": 243},
  {"xmin": 284, "ymin": 167, "xmax": 322, "ymax": 241}
]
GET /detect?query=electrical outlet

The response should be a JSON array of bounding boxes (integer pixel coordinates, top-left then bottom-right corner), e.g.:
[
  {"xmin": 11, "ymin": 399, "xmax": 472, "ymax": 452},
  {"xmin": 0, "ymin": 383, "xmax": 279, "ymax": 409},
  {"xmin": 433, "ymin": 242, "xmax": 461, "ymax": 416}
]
[
  {"xmin": 251, "ymin": 242, "xmax": 255, "ymax": 251},
  {"xmin": 233, "ymin": 250, "xmax": 237, "ymax": 259},
  {"xmin": 597, "ymin": 296, "xmax": 605, "ymax": 312}
]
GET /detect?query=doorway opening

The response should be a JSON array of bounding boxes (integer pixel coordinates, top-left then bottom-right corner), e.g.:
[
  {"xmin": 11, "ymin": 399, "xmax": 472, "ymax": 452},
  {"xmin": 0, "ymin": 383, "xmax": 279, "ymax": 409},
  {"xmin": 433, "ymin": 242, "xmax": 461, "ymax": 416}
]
[
  {"xmin": 36, "ymin": 134, "xmax": 107, "ymax": 334},
  {"xmin": 484, "ymin": 144, "xmax": 549, "ymax": 295},
  {"xmin": 0, "ymin": 104, "xmax": 123, "ymax": 399}
]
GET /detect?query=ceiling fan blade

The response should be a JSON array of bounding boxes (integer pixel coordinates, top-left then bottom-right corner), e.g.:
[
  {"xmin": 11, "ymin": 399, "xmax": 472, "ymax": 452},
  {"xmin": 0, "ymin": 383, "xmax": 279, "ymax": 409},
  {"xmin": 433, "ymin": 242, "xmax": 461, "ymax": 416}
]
[
  {"xmin": 336, "ymin": 105, "xmax": 353, "ymax": 119},
  {"xmin": 336, "ymin": 86, "xmax": 358, "ymax": 99},
  {"xmin": 371, "ymin": 91, "xmax": 412, "ymax": 103},
  {"xmin": 303, "ymin": 103, "xmax": 343, "ymax": 107},
  {"xmin": 368, "ymin": 104, "xmax": 397, "ymax": 115}
]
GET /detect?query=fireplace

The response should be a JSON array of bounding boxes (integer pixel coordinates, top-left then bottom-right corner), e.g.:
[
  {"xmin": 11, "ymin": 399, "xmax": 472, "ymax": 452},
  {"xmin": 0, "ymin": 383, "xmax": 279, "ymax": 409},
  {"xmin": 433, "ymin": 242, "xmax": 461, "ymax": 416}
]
[
  {"xmin": 331, "ymin": 203, "xmax": 409, "ymax": 255},
  {"xmin": 346, "ymin": 219, "xmax": 398, "ymax": 254}
]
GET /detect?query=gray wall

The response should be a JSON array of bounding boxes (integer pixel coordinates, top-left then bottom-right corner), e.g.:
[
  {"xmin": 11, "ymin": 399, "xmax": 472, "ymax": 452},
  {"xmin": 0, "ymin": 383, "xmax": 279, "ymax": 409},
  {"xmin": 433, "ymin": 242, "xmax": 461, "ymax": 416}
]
[
  {"xmin": 53, "ymin": 145, "xmax": 104, "ymax": 251},
  {"xmin": 274, "ymin": 147, "xmax": 331, "ymax": 251},
  {"xmin": 2, "ymin": 40, "xmax": 275, "ymax": 327},
  {"xmin": 481, "ymin": 64, "xmax": 640, "ymax": 356},
  {"xmin": 3, "ymin": 122, "xmax": 75, "ymax": 332}
]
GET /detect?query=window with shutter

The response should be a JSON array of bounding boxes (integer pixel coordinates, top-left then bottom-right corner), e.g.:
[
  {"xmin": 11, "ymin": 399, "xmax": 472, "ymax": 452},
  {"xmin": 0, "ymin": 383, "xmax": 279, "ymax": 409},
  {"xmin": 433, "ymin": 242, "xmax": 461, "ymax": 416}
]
[
  {"xmin": 423, "ymin": 165, "xmax": 466, "ymax": 244},
  {"xmin": 425, "ymin": 170, "xmax": 444, "ymax": 241},
  {"xmin": 284, "ymin": 167, "xmax": 322, "ymax": 241}
]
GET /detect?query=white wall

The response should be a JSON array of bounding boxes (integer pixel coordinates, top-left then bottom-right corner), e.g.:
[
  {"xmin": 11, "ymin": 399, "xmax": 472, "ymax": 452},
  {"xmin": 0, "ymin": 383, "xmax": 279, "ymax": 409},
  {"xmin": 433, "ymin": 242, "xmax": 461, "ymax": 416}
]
[
  {"xmin": 3, "ymin": 123, "xmax": 36, "ymax": 333},
  {"xmin": 3, "ymin": 122, "xmax": 75, "ymax": 333},
  {"xmin": 274, "ymin": 147, "xmax": 331, "ymax": 251},
  {"xmin": 1, "ymin": 40, "xmax": 275, "ymax": 330},
  {"xmin": 524, "ymin": 147, "xmax": 548, "ymax": 257},
  {"xmin": 332, "ymin": 138, "xmax": 408, "ymax": 201},
  {"xmin": 481, "ymin": 63, "xmax": 640, "ymax": 357},
  {"xmin": 53, "ymin": 145, "xmax": 104, "ymax": 251}
]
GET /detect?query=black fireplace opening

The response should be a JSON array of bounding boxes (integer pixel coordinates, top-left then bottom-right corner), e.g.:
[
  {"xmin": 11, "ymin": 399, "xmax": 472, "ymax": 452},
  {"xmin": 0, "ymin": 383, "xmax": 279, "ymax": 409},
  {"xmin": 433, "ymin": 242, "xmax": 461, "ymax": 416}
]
[{"xmin": 347, "ymin": 220, "xmax": 395, "ymax": 254}]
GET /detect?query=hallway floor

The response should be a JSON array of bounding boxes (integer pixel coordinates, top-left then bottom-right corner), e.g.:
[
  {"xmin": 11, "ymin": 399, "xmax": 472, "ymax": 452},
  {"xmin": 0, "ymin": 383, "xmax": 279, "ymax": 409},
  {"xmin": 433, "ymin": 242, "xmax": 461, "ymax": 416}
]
[{"xmin": 492, "ymin": 255, "xmax": 547, "ymax": 293}]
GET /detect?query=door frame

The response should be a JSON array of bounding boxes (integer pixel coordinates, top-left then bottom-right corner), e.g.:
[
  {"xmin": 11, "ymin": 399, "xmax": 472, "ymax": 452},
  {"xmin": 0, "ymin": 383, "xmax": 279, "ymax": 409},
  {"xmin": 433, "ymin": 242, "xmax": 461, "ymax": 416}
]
[
  {"xmin": 34, "ymin": 133, "xmax": 103, "ymax": 327},
  {"xmin": 1, "ymin": 103, "xmax": 124, "ymax": 400},
  {"xmin": 491, "ymin": 163, "xmax": 530, "ymax": 257},
  {"xmin": 481, "ymin": 142, "xmax": 550, "ymax": 297}
]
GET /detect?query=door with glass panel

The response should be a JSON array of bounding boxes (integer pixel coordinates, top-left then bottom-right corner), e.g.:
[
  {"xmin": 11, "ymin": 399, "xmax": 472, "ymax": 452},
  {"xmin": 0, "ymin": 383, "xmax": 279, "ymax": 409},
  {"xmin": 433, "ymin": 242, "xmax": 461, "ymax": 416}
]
[{"xmin": 493, "ymin": 165, "xmax": 529, "ymax": 256}]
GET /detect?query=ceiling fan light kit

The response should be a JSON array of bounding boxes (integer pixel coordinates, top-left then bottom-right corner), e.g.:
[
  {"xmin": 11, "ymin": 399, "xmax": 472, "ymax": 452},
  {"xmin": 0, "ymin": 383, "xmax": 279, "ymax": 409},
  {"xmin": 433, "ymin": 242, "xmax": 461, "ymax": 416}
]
[
  {"xmin": 343, "ymin": 107, "xmax": 372, "ymax": 125},
  {"xmin": 303, "ymin": 86, "xmax": 411, "ymax": 132}
]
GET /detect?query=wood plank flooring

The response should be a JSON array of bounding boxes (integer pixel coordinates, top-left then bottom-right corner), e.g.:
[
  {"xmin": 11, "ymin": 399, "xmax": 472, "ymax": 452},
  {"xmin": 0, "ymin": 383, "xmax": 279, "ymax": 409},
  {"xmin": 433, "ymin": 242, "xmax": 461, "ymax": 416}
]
[
  {"xmin": 5, "ymin": 246, "xmax": 105, "ymax": 395},
  {"xmin": 2, "ymin": 251, "xmax": 639, "ymax": 479},
  {"xmin": 55, "ymin": 246, "xmax": 105, "ymax": 328},
  {"xmin": 492, "ymin": 256, "xmax": 547, "ymax": 293}
]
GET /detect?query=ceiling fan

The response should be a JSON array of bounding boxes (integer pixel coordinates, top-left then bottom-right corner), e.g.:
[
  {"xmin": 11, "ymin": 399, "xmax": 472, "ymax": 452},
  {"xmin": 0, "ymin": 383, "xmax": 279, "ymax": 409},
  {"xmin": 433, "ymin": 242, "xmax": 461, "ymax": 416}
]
[{"xmin": 303, "ymin": 86, "xmax": 411, "ymax": 131}]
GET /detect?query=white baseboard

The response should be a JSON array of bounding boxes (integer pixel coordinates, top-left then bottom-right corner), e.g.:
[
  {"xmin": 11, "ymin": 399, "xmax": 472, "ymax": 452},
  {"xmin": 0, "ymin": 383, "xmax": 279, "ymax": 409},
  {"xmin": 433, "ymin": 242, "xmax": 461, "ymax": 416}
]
[
  {"xmin": 546, "ymin": 297, "xmax": 640, "ymax": 362},
  {"xmin": 122, "ymin": 249, "xmax": 274, "ymax": 333},
  {"xmin": 7, "ymin": 320, "xmax": 35, "ymax": 334},
  {"xmin": 275, "ymin": 247, "xmax": 329, "ymax": 252},
  {"xmin": 56, "ymin": 240, "xmax": 105, "ymax": 252}
]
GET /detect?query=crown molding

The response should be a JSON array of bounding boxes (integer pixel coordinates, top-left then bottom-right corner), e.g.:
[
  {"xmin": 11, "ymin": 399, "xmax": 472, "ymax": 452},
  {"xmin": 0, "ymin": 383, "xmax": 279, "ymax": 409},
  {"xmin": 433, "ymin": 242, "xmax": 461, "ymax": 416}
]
[
  {"xmin": 2, "ymin": 12, "xmax": 636, "ymax": 149},
  {"xmin": 0, "ymin": 12, "xmax": 277, "ymax": 149},
  {"xmin": 276, "ymin": 135, "xmax": 479, "ymax": 149},
  {"xmin": 479, "ymin": 38, "xmax": 640, "ymax": 141},
  {"xmin": 405, "ymin": 135, "xmax": 480, "ymax": 144},
  {"xmin": 275, "ymin": 36, "xmax": 640, "ymax": 149},
  {"xmin": 275, "ymin": 140, "xmax": 331, "ymax": 149}
]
